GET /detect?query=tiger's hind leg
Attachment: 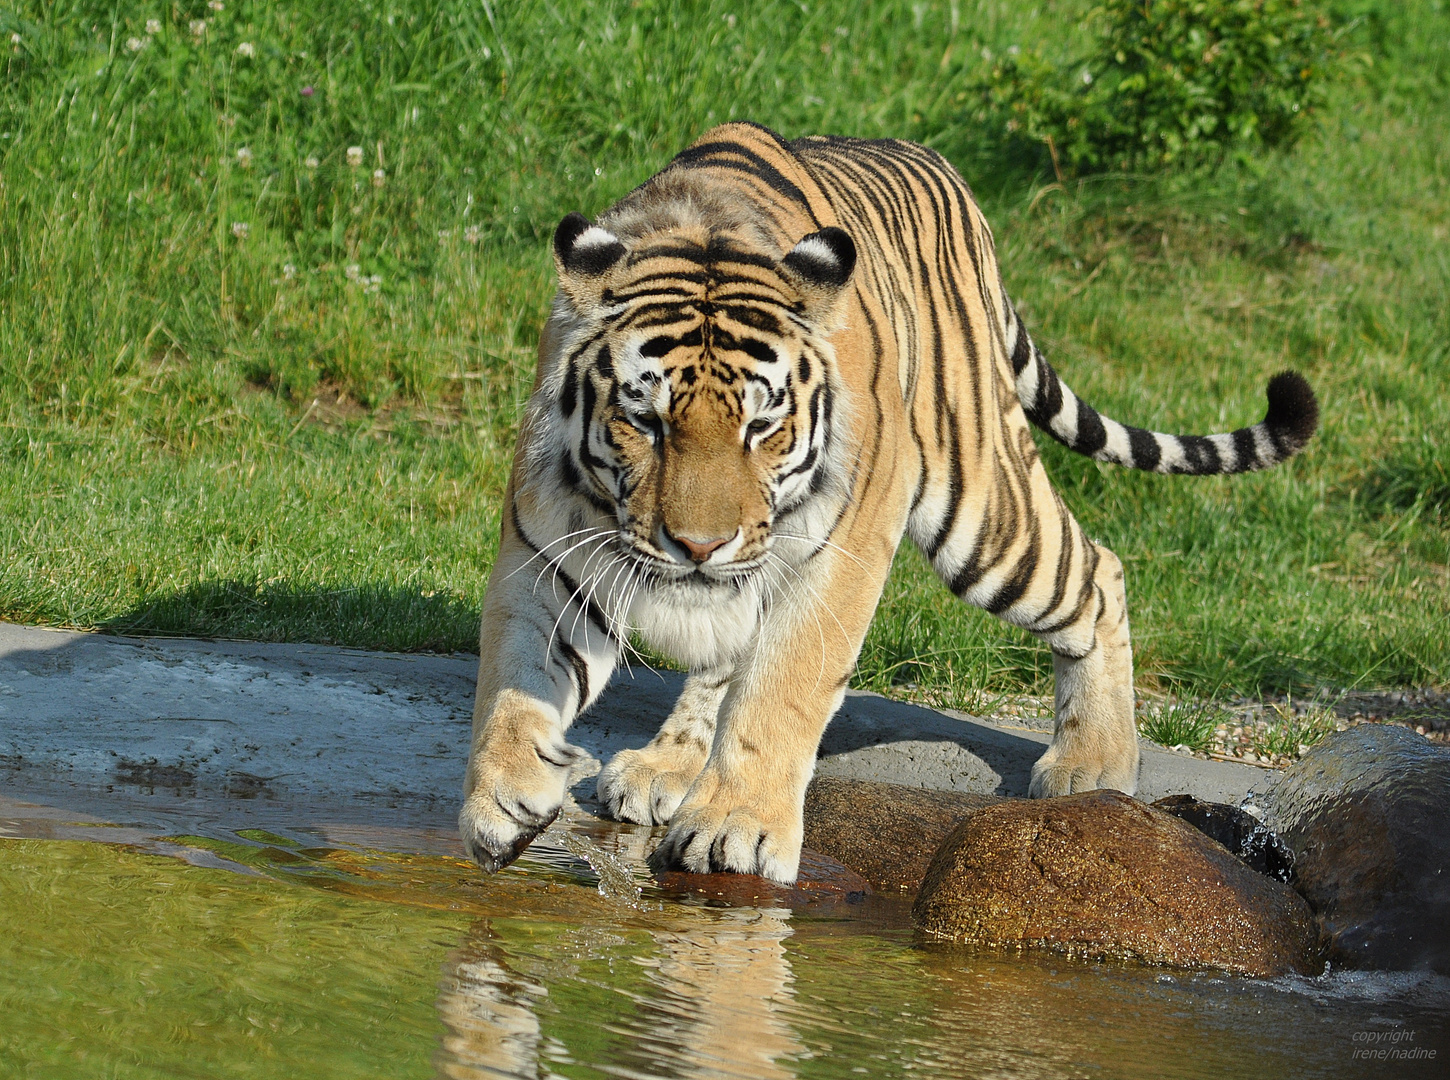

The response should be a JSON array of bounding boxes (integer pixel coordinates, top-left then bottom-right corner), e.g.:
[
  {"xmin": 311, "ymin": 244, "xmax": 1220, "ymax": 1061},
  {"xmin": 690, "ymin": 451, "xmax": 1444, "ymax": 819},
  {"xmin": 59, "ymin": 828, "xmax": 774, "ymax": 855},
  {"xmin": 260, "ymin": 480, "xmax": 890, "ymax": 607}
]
[
  {"xmin": 919, "ymin": 460, "xmax": 1139, "ymax": 798},
  {"xmin": 1026, "ymin": 540, "xmax": 1139, "ymax": 797}
]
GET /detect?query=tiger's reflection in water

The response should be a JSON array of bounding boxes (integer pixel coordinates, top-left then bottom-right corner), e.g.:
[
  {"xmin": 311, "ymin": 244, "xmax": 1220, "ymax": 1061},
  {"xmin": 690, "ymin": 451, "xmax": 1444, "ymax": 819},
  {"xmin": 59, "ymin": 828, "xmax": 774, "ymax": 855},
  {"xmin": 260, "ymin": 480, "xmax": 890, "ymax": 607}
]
[
  {"xmin": 435, "ymin": 907, "xmax": 802, "ymax": 1079},
  {"xmin": 435, "ymin": 938, "xmax": 546, "ymax": 1078}
]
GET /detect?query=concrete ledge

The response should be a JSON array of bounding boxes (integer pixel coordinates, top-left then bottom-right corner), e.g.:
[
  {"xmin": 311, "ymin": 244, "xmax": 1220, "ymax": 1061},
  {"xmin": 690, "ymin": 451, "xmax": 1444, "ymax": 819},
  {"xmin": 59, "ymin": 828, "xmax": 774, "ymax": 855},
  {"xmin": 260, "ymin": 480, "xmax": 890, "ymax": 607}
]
[{"xmin": 0, "ymin": 621, "xmax": 1268, "ymax": 838}]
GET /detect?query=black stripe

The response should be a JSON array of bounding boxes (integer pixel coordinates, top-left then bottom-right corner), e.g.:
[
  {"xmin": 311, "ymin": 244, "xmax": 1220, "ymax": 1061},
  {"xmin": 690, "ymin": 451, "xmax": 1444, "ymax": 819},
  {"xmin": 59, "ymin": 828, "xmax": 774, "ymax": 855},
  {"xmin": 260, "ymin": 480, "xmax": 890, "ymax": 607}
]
[
  {"xmin": 577, "ymin": 377, "xmax": 609, "ymax": 471},
  {"xmin": 560, "ymin": 449, "xmax": 613, "ymax": 514},
  {"xmin": 1232, "ymin": 426, "xmax": 1258, "ymax": 471},
  {"xmin": 1032, "ymin": 505, "xmax": 1077, "ymax": 630},
  {"xmin": 1009, "ymin": 314, "xmax": 1032, "ymax": 375},
  {"xmin": 1177, "ymin": 435, "xmax": 1221, "ymax": 474},
  {"xmin": 724, "ymin": 306, "xmax": 784, "ymax": 334},
  {"xmin": 557, "ymin": 640, "xmax": 591, "ymax": 705},
  {"xmin": 627, "ymin": 306, "xmax": 703, "ymax": 330},
  {"xmin": 667, "ymin": 138, "xmax": 815, "ymax": 215},
  {"xmin": 1028, "ymin": 351, "xmax": 1063, "ymax": 423},
  {"xmin": 603, "ymin": 282, "xmax": 702, "ymax": 305},
  {"xmin": 984, "ymin": 531, "xmax": 1040, "ymax": 615},
  {"xmin": 628, "ymin": 242, "xmax": 780, "ymax": 273},
  {"xmin": 1074, "ymin": 397, "xmax": 1107, "ymax": 456},
  {"xmin": 947, "ymin": 541, "xmax": 985, "ymax": 596},
  {"xmin": 509, "ymin": 498, "xmax": 540, "ymax": 555},
  {"xmin": 780, "ymin": 385, "xmax": 826, "ymax": 480},
  {"xmin": 640, "ymin": 328, "xmax": 703, "ymax": 357},
  {"xmin": 734, "ymin": 336, "xmax": 779, "ymax": 366},
  {"xmin": 1127, "ymin": 427, "xmax": 1162, "ymax": 471},
  {"xmin": 924, "ymin": 389, "xmax": 963, "ymax": 560},
  {"xmin": 560, "ymin": 357, "xmax": 578, "ymax": 418}
]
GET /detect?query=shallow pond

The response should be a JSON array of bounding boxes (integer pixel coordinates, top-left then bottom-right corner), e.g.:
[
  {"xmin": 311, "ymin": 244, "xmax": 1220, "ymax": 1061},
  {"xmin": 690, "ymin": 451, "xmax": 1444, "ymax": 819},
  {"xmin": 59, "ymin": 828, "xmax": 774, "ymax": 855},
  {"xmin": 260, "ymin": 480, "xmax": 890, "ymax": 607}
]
[{"xmin": 3, "ymin": 796, "xmax": 1447, "ymax": 1080}]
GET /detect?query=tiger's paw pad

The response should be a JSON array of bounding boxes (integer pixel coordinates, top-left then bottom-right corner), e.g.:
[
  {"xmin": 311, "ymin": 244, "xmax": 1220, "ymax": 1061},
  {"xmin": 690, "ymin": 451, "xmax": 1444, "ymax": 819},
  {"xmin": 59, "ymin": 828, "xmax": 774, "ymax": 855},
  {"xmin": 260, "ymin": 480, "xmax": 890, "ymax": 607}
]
[
  {"xmin": 597, "ymin": 746, "xmax": 704, "ymax": 826},
  {"xmin": 649, "ymin": 802, "xmax": 801, "ymax": 884}
]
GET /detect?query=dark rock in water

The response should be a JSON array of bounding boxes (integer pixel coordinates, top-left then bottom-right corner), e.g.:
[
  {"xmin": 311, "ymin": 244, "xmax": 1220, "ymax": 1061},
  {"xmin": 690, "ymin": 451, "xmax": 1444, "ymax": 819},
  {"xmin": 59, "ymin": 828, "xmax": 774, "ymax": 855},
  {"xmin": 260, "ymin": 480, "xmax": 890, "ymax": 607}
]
[
  {"xmin": 653, "ymin": 849, "xmax": 870, "ymax": 909},
  {"xmin": 1152, "ymin": 794, "xmax": 1296, "ymax": 882},
  {"xmin": 802, "ymin": 776, "xmax": 1002, "ymax": 893},
  {"xmin": 912, "ymin": 790, "xmax": 1322, "ymax": 977},
  {"xmin": 1263, "ymin": 723, "xmax": 1450, "ymax": 975}
]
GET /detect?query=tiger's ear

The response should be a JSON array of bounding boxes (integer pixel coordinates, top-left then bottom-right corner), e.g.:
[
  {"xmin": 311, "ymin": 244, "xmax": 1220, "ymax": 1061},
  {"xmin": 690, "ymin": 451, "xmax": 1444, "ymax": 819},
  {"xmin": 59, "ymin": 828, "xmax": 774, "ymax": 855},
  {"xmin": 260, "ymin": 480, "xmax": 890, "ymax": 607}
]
[
  {"xmin": 780, "ymin": 227, "xmax": 856, "ymax": 325},
  {"xmin": 554, "ymin": 212, "xmax": 626, "ymax": 310}
]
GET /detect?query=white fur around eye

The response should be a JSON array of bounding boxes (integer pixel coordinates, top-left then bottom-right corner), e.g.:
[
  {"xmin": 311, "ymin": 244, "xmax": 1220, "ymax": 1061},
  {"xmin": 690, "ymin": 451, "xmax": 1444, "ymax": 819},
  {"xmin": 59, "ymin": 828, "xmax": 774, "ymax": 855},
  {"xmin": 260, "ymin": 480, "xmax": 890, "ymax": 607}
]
[{"xmin": 616, "ymin": 343, "xmax": 670, "ymax": 414}]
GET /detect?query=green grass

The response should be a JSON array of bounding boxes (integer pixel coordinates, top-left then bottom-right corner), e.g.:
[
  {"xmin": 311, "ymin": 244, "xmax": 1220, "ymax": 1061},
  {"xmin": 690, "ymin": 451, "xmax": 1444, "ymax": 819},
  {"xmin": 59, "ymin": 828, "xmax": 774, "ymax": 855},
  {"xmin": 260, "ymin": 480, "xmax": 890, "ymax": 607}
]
[
  {"xmin": 1135, "ymin": 701, "xmax": 1231, "ymax": 754},
  {"xmin": 1250, "ymin": 702, "xmax": 1342, "ymax": 758},
  {"xmin": 1, "ymin": 0, "xmax": 1446, "ymax": 703}
]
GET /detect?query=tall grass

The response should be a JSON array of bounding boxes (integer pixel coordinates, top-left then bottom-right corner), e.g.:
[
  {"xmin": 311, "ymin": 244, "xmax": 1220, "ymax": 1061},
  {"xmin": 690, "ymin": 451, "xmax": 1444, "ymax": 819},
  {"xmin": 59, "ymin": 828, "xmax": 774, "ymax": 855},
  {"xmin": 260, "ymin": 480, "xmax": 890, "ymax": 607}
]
[{"xmin": 1, "ymin": 0, "xmax": 1446, "ymax": 700}]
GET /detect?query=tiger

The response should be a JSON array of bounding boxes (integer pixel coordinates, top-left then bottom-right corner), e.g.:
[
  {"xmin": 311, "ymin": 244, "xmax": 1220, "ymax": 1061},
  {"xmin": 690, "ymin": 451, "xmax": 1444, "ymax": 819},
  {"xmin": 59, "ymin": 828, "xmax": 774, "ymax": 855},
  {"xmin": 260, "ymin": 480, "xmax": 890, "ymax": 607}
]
[{"xmin": 459, "ymin": 122, "xmax": 1318, "ymax": 884}]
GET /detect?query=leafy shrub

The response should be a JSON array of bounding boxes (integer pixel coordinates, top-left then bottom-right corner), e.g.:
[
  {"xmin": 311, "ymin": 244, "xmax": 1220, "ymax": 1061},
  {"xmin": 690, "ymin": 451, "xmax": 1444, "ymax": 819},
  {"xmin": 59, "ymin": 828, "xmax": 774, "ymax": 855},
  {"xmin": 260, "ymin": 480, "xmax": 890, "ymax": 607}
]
[{"xmin": 969, "ymin": 0, "xmax": 1337, "ymax": 174}]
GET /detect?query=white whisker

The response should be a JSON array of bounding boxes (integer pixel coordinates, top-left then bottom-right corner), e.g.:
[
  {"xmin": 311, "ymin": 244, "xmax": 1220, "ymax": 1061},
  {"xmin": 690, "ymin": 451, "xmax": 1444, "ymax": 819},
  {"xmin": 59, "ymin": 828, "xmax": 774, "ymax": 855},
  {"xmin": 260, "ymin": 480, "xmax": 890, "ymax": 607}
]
[
  {"xmin": 571, "ymin": 552, "xmax": 624, "ymax": 641},
  {"xmin": 537, "ymin": 530, "xmax": 616, "ymax": 595},
  {"xmin": 545, "ymin": 533, "xmax": 618, "ymax": 662},
  {"xmin": 765, "ymin": 550, "xmax": 833, "ymax": 691},
  {"xmin": 616, "ymin": 564, "xmax": 655, "ymax": 670},
  {"xmin": 607, "ymin": 563, "xmax": 639, "ymax": 678},
  {"xmin": 506, "ymin": 526, "xmax": 613, "ymax": 581},
  {"xmin": 767, "ymin": 549, "xmax": 851, "ymax": 651},
  {"xmin": 772, "ymin": 531, "xmax": 868, "ymax": 570}
]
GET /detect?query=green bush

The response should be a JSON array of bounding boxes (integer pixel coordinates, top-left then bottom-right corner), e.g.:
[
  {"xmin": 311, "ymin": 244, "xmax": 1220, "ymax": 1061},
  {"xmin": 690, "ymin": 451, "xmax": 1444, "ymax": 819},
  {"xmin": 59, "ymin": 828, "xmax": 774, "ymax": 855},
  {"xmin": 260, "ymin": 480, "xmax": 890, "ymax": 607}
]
[{"xmin": 970, "ymin": 0, "xmax": 1336, "ymax": 174}]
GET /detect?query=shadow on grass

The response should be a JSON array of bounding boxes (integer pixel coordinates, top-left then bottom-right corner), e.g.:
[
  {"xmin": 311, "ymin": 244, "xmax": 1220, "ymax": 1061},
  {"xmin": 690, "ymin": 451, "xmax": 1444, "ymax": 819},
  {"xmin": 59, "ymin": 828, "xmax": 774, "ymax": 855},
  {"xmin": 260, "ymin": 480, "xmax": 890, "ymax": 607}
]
[
  {"xmin": 99, "ymin": 580, "xmax": 482, "ymax": 654},
  {"xmin": 1363, "ymin": 433, "xmax": 1450, "ymax": 525}
]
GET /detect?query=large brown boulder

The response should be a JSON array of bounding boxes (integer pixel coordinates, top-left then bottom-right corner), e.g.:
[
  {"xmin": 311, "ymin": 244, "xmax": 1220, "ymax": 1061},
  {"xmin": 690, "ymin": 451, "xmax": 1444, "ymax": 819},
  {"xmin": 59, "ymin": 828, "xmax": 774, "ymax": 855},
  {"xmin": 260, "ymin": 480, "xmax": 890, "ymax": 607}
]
[
  {"xmin": 802, "ymin": 776, "xmax": 1001, "ymax": 892},
  {"xmin": 1262, "ymin": 723, "xmax": 1450, "ymax": 974},
  {"xmin": 912, "ymin": 790, "xmax": 1323, "ymax": 977}
]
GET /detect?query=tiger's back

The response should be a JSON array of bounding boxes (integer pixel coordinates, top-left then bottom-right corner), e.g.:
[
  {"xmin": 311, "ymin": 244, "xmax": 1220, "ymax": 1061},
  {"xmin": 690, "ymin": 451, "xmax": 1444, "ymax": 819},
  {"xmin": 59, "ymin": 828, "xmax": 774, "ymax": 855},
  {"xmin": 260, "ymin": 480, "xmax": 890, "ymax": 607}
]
[{"xmin": 458, "ymin": 123, "xmax": 1317, "ymax": 883}]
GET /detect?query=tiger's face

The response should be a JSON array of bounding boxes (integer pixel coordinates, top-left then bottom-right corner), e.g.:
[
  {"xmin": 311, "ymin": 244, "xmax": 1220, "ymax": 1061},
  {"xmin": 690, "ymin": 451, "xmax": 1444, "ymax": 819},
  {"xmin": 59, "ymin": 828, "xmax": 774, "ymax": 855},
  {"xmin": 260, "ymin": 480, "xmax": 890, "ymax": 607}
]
[{"xmin": 541, "ymin": 213, "xmax": 858, "ymax": 596}]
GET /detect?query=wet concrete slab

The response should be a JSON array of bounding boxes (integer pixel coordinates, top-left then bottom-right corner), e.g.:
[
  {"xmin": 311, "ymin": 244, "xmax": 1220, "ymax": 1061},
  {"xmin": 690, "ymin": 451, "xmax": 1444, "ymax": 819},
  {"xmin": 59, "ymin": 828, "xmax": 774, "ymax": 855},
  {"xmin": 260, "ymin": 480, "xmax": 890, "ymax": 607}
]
[{"xmin": 0, "ymin": 621, "xmax": 1269, "ymax": 842}]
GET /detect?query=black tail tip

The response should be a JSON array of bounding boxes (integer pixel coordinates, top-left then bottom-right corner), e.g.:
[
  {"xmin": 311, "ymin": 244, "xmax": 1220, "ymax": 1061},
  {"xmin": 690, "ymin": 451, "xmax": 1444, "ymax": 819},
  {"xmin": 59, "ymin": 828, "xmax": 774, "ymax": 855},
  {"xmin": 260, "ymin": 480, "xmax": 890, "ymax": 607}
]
[{"xmin": 1264, "ymin": 370, "xmax": 1319, "ymax": 450}]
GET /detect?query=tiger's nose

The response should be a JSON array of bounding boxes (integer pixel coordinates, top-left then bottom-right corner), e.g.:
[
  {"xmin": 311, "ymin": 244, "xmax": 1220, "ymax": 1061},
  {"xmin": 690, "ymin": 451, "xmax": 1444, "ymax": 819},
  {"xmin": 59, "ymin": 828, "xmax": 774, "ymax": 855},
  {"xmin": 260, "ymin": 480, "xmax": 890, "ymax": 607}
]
[{"xmin": 668, "ymin": 530, "xmax": 730, "ymax": 564}]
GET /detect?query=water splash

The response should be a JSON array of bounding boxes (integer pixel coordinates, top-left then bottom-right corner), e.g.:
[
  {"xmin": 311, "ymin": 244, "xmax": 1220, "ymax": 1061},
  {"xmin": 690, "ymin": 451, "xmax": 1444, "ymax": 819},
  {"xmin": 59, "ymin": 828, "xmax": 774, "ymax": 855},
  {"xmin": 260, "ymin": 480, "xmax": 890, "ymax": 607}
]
[{"xmin": 555, "ymin": 830, "xmax": 644, "ymax": 907}]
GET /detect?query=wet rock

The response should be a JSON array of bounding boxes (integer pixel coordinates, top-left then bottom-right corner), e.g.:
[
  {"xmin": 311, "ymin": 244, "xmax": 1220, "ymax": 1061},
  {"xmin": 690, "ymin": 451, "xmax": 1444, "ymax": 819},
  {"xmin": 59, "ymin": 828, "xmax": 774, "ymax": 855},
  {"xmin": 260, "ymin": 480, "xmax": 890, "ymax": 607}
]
[
  {"xmin": 653, "ymin": 849, "xmax": 870, "ymax": 910},
  {"xmin": 1152, "ymin": 794, "xmax": 1295, "ymax": 882},
  {"xmin": 912, "ymin": 790, "xmax": 1322, "ymax": 977},
  {"xmin": 802, "ymin": 776, "xmax": 1002, "ymax": 892},
  {"xmin": 1262, "ymin": 723, "xmax": 1450, "ymax": 974}
]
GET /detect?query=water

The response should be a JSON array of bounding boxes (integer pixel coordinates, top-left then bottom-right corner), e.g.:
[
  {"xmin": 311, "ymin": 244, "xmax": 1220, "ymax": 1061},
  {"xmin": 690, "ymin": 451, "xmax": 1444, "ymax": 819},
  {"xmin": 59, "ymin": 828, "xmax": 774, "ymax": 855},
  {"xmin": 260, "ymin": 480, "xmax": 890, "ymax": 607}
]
[{"xmin": 2, "ymin": 800, "xmax": 1448, "ymax": 1079}]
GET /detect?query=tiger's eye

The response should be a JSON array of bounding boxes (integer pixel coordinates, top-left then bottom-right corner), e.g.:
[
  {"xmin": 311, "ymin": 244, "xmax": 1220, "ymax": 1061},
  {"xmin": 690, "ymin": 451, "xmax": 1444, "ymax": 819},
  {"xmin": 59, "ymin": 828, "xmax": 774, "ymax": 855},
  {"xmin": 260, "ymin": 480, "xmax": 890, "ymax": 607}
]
[{"xmin": 637, "ymin": 415, "xmax": 665, "ymax": 444}]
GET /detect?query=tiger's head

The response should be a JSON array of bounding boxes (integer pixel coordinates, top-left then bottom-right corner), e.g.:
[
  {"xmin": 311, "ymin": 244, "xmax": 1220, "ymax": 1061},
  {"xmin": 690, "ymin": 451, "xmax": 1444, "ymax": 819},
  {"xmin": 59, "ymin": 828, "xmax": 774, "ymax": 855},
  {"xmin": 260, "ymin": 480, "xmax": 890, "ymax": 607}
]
[{"xmin": 530, "ymin": 206, "xmax": 857, "ymax": 623}]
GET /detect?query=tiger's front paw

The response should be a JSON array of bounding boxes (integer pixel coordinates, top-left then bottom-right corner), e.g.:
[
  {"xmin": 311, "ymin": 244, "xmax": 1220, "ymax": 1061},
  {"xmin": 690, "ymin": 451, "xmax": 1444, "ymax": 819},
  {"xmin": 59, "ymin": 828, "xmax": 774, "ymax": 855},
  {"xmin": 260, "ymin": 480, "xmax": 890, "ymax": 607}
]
[
  {"xmin": 459, "ymin": 734, "xmax": 589, "ymax": 873},
  {"xmin": 597, "ymin": 743, "xmax": 706, "ymax": 826},
  {"xmin": 649, "ymin": 772, "xmax": 803, "ymax": 884}
]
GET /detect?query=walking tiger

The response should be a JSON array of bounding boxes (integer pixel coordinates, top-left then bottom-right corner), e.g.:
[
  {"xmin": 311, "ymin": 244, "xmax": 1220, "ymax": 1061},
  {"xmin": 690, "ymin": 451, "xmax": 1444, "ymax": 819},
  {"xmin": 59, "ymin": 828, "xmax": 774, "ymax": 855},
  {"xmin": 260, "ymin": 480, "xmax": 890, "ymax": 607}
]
[{"xmin": 460, "ymin": 122, "xmax": 1318, "ymax": 883}]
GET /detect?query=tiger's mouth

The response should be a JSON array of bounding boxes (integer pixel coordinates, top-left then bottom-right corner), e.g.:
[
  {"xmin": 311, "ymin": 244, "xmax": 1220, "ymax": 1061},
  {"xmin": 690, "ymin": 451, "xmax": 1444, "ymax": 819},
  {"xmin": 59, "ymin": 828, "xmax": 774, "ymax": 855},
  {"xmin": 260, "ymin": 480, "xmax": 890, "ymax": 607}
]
[{"xmin": 618, "ymin": 532, "xmax": 769, "ymax": 589}]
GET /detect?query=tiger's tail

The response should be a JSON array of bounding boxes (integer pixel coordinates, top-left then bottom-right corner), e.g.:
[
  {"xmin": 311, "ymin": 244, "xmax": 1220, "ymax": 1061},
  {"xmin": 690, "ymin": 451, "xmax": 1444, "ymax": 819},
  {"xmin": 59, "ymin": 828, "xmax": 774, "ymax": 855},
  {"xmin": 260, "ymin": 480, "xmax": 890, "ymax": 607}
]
[{"xmin": 1005, "ymin": 302, "xmax": 1318, "ymax": 474}]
